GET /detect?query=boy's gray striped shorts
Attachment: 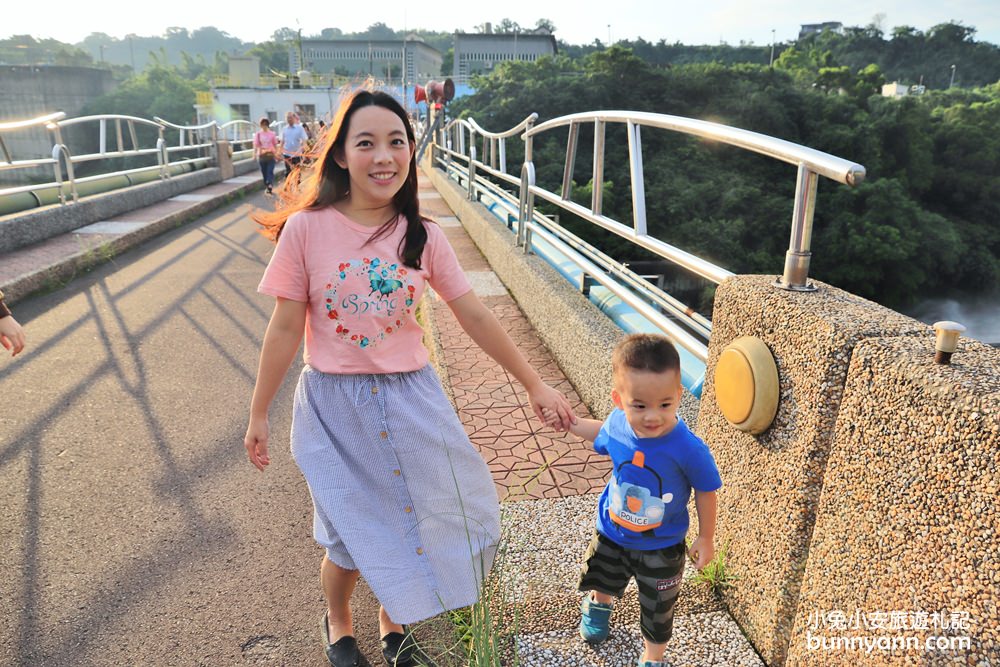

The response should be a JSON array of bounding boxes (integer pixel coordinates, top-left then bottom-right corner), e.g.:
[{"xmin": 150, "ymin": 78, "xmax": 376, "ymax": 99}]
[{"xmin": 578, "ymin": 531, "xmax": 687, "ymax": 644}]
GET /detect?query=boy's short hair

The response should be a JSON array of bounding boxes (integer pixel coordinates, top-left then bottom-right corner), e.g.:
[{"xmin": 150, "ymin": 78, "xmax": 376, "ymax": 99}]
[{"xmin": 612, "ymin": 333, "xmax": 680, "ymax": 377}]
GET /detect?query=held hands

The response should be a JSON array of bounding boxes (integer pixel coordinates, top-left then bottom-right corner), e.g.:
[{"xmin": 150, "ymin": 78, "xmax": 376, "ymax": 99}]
[
  {"xmin": 244, "ymin": 416, "xmax": 271, "ymax": 471},
  {"xmin": 541, "ymin": 406, "xmax": 577, "ymax": 432},
  {"xmin": 688, "ymin": 534, "xmax": 715, "ymax": 570},
  {"xmin": 527, "ymin": 382, "xmax": 576, "ymax": 432}
]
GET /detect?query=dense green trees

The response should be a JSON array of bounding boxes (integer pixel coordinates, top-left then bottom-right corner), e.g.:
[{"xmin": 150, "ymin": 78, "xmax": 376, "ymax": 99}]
[
  {"xmin": 450, "ymin": 46, "xmax": 999, "ymax": 310},
  {"xmin": 80, "ymin": 66, "xmax": 197, "ymax": 130},
  {"xmin": 563, "ymin": 22, "xmax": 1000, "ymax": 90},
  {"xmin": 0, "ymin": 34, "xmax": 94, "ymax": 66}
]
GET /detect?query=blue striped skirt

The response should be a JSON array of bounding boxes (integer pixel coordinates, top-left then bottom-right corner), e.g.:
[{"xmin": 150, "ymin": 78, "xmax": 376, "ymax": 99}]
[{"xmin": 290, "ymin": 364, "xmax": 501, "ymax": 624}]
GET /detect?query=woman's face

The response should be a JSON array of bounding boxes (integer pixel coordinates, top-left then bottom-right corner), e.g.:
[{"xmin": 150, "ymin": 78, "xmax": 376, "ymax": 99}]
[
  {"xmin": 260, "ymin": 121, "xmax": 269, "ymax": 130},
  {"xmin": 335, "ymin": 105, "xmax": 413, "ymax": 207}
]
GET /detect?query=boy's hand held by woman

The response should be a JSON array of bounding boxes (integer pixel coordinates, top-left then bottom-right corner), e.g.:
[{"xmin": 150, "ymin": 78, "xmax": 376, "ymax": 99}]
[{"xmin": 528, "ymin": 382, "xmax": 576, "ymax": 431}]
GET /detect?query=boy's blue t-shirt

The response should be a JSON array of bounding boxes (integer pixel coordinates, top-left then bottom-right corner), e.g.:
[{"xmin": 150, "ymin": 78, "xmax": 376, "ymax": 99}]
[{"xmin": 593, "ymin": 410, "xmax": 722, "ymax": 550}]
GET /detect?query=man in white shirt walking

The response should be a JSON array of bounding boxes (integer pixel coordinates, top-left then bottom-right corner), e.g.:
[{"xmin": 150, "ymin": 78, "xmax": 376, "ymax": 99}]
[{"xmin": 280, "ymin": 111, "xmax": 309, "ymax": 180}]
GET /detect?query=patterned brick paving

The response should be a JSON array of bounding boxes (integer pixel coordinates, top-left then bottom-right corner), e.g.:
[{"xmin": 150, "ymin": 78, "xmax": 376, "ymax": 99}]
[{"xmin": 418, "ymin": 170, "xmax": 611, "ymax": 502}]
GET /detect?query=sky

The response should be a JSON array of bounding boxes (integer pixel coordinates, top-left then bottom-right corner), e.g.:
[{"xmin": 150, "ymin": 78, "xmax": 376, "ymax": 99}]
[{"xmin": 4, "ymin": 0, "xmax": 999, "ymax": 47}]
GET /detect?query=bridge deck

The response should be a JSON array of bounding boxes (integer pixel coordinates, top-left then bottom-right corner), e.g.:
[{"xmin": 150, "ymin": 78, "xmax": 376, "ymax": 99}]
[{"xmin": 0, "ymin": 171, "xmax": 763, "ymax": 666}]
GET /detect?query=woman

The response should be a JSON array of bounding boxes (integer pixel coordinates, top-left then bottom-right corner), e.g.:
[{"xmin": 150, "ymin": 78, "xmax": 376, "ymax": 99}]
[{"xmin": 253, "ymin": 117, "xmax": 279, "ymax": 194}]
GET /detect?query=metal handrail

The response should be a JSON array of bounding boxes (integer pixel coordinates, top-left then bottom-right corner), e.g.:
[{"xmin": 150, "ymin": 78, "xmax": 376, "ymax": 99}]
[
  {"xmin": 0, "ymin": 112, "xmax": 65, "ymax": 174},
  {"xmin": 219, "ymin": 119, "xmax": 256, "ymax": 143},
  {"xmin": 438, "ymin": 154, "xmax": 712, "ymax": 367},
  {"xmin": 523, "ymin": 110, "xmax": 866, "ymax": 290},
  {"xmin": 57, "ymin": 114, "xmax": 163, "ymax": 130},
  {"xmin": 434, "ymin": 117, "xmax": 717, "ymax": 365},
  {"xmin": 526, "ymin": 111, "xmax": 865, "ymax": 185},
  {"xmin": 431, "ymin": 108, "xmax": 867, "ymax": 365},
  {"xmin": 0, "ymin": 111, "xmax": 249, "ymax": 208},
  {"xmin": 0, "ymin": 112, "xmax": 66, "ymax": 132},
  {"xmin": 468, "ymin": 113, "xmax": 538, "ymax": 140},
  {"xmin": 153, "ymin": 117, "xmax": 218, "ymax": 132}
]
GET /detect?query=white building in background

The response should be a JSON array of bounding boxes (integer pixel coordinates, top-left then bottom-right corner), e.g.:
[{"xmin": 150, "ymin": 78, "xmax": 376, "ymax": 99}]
[
  {"xmin": 195, "ymin": 55, "xmax": 408, "ymax": 126},
  {"xmin": 291, "ymin": 36, "xmax": 443, "ymax": 86},
  {"xmin": 453, "ymin": 27, "xmax": 557, "ymax": 81},
  {"xmin": 881, "ymin": 81, "xmax": 909, "ymax": 98},
  {"xmin": 798, "ymin": 22, "xmax": 843, "ymax": 39},
  {"xmin": 880, "ymin": 82, "xmax": 926, "ymax": 98}
]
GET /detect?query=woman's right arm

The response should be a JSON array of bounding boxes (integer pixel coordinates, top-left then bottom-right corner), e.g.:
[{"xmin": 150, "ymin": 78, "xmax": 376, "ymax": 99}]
[{"xmin": 244, "ymin": 296, "xmax": 307, "ymax": 471}]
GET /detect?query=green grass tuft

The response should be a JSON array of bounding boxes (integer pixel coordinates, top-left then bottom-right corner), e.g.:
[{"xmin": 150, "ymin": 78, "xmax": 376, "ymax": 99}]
[{"xmin": 691, "ymin": 540, "xmax": 739, "ymax": 594}]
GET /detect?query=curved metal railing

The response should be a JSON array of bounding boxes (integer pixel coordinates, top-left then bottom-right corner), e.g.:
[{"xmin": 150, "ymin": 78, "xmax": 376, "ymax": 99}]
[
  {"xmin": 0, "ymin": 111, "xmax": 254, "ymax": 208},
  {"xmin": 523, "ymin": 111, "xmax": 865, "ymax": 292},
  {"xmin": 433, "ymin": 108, "xmax": 866, "ymax": 368},
  {"xmin": 219, "ymin": 119, "xmax": 257, "ymax": 158},
  {"xmin": 0, "ymin": 112, "xmax": 75, "ymax": 203}
]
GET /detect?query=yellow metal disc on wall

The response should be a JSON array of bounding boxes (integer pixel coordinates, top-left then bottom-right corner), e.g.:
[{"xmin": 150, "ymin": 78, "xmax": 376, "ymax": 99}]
[
  {"xmin": 716, "ymin": 348, "xmax": 755, "ymax": 423},
  {"xmin": 714, "ymin": 336, "xmax": 779, "ymax": 434}
]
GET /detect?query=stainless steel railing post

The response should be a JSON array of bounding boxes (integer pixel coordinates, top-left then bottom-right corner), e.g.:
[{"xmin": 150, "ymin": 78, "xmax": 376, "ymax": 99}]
[{"xmin": 776, "ymin": 164, "xmax": 819, "ymax": 291}]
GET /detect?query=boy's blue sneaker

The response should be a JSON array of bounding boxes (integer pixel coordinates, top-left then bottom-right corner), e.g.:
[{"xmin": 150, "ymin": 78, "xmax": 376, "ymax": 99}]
[
  {"xmin": 579, "ymin": 594, "xmax": 613, "ymax": 643},
  {"xmin": 637, "ymin": 661, "xmax": 669, "ymax": 667}
]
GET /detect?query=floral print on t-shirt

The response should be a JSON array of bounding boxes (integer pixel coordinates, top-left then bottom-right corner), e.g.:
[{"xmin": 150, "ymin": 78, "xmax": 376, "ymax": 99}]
[{"xmin": 323, "ymin": 257, "xmax": 417, "ymax": 349}]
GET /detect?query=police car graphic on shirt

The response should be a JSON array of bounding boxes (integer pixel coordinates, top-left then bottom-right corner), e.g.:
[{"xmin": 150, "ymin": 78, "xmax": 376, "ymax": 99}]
[{"xmin": 608, "ymin": 450, "xmax": 674, "ymax": 532}]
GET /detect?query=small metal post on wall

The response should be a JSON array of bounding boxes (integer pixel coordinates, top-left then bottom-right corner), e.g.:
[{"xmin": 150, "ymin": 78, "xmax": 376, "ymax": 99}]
[
  {"xmin": 517, "ymin": 116, "xmax": 536, "ymax": 250},
  {"xmin": 775, "ymin": 163, "xmax": 819, "ymax": 291},
  {"xmin": 467, "ymin": 126, "xmax": 477, "ymax": 201}
]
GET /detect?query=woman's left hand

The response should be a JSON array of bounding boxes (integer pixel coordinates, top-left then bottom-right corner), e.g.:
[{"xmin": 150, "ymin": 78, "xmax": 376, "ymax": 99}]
[{"xmin": 527, "ymin": 382, "xmax": 576, "ymax": 431}]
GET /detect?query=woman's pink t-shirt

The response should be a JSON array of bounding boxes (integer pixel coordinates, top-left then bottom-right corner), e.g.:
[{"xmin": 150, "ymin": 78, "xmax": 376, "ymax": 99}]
[
  {"xmin": 258, "ymin": 207, "xmax": 471, "ymax": 374},
  {"xmin": 253, "ymin": 130, "xmax": 278, "ymax": 151}
]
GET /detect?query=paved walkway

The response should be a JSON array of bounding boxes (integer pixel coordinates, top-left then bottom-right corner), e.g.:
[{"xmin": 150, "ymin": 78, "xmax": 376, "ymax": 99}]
[
  {"xmin": 0, "ymin": 174, "xmax": 261, "ymax": 301},
  {"xmin": 0, "ymin": 170, "xmax": 764, "ymax": 666}
]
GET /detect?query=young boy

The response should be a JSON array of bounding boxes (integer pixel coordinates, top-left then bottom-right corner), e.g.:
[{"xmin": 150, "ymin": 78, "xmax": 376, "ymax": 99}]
[{"xmin": 547, "ymin": 333, "xmax": 721, "ymax": 667}]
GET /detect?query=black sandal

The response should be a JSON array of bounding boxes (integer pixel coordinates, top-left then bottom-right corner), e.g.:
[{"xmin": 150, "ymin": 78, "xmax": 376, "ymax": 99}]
[
  {"xmin": 380, "ymin": 624, "xmax": 416, "ymax": 667},
  {"xmin": 321, "ymin": 611, "xmax": 360, "ymax": 667}
]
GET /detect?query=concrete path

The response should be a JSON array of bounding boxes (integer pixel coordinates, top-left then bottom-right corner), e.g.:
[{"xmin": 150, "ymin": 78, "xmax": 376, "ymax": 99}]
[{"xmin": 0, "ymin": 170, "xmax": 764, "ymax": 666}]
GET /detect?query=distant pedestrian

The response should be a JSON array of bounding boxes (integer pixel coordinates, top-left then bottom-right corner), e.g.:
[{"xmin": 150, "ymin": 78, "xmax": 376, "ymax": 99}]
[
  {"xmin": 253, "ymin": 117, "xmax": 279, "ymax": 194},
  {"xmin": 244, "ymin": 88, "xmax": 574, "ymax": 667},
  {"xmin": 279, "ymin": 111, "xmax": 308, "ymax": 181},
  {"xmin": 0, "ymin": 289, "xmax": 26, "ymax": 357}
]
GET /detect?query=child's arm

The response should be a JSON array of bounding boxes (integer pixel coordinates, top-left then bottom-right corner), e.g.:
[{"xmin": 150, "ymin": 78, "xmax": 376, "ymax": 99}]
[
  {"xmin": 542, "ymin": 409, "xmax": 602, "ymax": 441},
  {"xmin": 447, "ymin": 291, "xmax": 574, "ymax": 430},
  {"xmin": 569, "ymin": 418, "xmax": 603, "ymax": 441},
  {"xmin": 688, "ymin": 490, "xmax": 717, "ymax": 569},
  {"xmin": 244, "ymin": 297, "xmax": 307, "ymax": 471}
]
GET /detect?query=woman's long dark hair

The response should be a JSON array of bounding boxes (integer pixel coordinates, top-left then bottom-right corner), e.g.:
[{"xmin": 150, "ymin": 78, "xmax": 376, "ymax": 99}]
[{"xmin": 253, "ymin": 88, "xmax": 428, "ymax": 269}]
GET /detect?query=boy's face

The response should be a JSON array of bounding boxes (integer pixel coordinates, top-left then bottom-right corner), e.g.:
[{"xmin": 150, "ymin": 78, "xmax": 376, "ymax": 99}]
[{"xmin": 612, "ymin": 368, "xmax": 683, "ymax": 439}]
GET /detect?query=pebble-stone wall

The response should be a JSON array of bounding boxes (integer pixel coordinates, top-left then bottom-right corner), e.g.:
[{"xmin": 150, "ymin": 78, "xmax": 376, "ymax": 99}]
[
  {"xmin": 784, "ymin": 335, "xmax": 999, "ymax": 666},
  {"xmin": 696, "ymin": 275, "xmax": 929, "ymax": 665}
]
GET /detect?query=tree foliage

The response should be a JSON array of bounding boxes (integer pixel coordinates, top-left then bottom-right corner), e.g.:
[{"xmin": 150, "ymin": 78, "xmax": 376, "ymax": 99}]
[
  {"xmin": 81, "ymin": 65, "xmax": 197, "ymax": 124},
  {"xmin": 450, "ymin": 44, "xmax": 1000, "ymax": 309}
]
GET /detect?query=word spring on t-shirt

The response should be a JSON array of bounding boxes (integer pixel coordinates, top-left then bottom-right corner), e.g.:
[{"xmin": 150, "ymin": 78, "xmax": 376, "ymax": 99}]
[{"xmin": 338, "ymin": 292, "xmax": 401, "ymax": 315}]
